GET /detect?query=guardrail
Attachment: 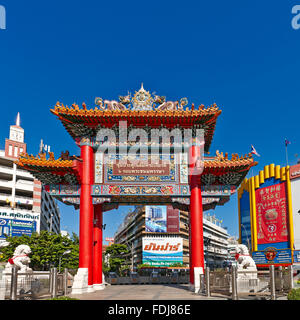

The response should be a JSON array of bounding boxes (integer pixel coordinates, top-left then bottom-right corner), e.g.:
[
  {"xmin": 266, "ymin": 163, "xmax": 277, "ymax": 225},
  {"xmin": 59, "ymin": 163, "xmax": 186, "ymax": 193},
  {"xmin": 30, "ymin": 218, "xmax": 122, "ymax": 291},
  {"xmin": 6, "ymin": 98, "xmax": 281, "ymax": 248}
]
[
  {"xmin": 0, "ymin": 267, "xmax": 71, "ymax": 300},
  {"xmin": 201, "ymin": 265, "xmax": 294, "ymax": 300},
  {"xmin": 106, "ymin": 274, "xmax": 189, "ymax": 285}
]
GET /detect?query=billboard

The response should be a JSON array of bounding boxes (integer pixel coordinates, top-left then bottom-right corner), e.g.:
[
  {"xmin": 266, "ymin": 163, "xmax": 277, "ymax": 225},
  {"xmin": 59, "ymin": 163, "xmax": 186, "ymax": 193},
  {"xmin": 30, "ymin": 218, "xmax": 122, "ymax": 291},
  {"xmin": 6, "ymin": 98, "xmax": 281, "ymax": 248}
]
[
  {"xmin": 0, "ymin": 210, "xmax": 39, "ymax": 241},
  {"xmin": 0, "ymin": 218, "xmax": 37, "ymax": 240},
  {"xmin": 252, "ymin": 248, "xmax": 292, "ymax": 265},
  {"xmin": 238, "ymin": 164, "xmax": 294, "ymax": 267},
  {"xmin": 142, "ymin": 237, "xmax": 183, "ymax": 266},
  {"xmin": 294, "ymin": 250, "xmax": 300, "ymax": 264},
  {"xmin": 255, "ymin": 182, "xmax": 289, "ymax": 245},
  {"xmin": 145, "ymin": 205, "xmax": 179, "ymax": 233},
  {"xmin": 290, "ymin": 165, "xmax": 300, "ymax": 251}
]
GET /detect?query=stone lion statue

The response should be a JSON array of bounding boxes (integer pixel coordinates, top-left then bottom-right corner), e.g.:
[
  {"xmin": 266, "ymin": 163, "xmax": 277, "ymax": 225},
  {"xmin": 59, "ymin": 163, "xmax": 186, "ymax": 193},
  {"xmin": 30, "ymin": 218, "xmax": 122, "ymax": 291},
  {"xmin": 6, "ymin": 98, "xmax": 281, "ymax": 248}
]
[
  {"xmin": 233, "ymin": 244, "xmax": 259, "ymax": 292},
  {"xmin": 4, "ymin": 244, "xmax": 32, "ymax": 273},
  {"xmin": 234, "ymin": 244, "xmax": 257, "ymax": 271}
]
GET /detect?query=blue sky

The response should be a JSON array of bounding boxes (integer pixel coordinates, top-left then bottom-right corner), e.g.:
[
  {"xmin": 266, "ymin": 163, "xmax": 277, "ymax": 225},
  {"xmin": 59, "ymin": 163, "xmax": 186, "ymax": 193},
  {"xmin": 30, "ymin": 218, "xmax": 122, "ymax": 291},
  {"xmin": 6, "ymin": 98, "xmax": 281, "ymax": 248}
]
[{"xmin": 1, "ymin": 1, "xmax": 300, "ymax": 242}]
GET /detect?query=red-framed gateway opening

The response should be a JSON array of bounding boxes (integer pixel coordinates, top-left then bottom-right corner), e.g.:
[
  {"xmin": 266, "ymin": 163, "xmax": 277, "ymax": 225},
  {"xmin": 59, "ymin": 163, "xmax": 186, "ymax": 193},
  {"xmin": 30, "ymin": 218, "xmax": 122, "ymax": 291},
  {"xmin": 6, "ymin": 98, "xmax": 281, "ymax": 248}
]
[{"xmin": 16, "ymin": 85, "xmax": 256, "ymax": 293}]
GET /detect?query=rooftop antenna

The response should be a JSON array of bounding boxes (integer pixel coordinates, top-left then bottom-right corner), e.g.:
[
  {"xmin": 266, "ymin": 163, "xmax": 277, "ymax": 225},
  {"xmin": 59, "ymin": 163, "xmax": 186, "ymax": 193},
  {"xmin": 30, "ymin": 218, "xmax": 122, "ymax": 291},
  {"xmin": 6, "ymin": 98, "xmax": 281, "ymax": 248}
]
[{"xmin": 16, "ymin": 112, "xmax": 20, "ymax": 127}]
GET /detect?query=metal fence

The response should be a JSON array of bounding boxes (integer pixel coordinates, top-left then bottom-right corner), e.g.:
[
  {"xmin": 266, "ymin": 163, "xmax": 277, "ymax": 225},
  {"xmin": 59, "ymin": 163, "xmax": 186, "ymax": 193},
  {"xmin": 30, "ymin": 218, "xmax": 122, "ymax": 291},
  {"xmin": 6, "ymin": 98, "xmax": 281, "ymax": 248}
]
[
  {"xmin": 106, "ymin": 273, "xmax": 190, "ymax": 285},
  {"xmin": 201, "ymin": 265, "xmax": 294, "ymax": 300},
  {"xmin": 0, "ymin": 267, "xmax": 71, "ymax": 300}
]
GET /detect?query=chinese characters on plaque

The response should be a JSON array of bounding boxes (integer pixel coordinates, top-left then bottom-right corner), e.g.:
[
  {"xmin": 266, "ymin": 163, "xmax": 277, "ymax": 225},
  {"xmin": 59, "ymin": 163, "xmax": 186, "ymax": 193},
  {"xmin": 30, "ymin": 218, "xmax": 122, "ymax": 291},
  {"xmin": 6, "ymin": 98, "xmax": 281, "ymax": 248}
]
[{"xmin": 255, "ymin": 182, "xmax": 289, "ymax": 244}]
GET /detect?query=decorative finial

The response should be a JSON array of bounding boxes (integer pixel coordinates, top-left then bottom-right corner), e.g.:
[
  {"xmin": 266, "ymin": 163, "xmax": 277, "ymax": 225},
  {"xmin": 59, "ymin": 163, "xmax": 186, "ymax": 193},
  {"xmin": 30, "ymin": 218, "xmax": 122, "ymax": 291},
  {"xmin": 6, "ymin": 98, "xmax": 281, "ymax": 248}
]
[{"xmin": 16, "ymin": 112, "xmax": 20, "ymax": 127}]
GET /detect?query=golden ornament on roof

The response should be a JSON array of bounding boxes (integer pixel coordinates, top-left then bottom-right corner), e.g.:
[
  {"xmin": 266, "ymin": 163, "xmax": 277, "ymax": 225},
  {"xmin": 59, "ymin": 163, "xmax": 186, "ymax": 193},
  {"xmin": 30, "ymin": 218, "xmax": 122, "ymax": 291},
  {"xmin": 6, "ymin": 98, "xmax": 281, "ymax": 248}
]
[{"xmin": 131, "ymin": 83, "xmax": 154, "ymax": 110}]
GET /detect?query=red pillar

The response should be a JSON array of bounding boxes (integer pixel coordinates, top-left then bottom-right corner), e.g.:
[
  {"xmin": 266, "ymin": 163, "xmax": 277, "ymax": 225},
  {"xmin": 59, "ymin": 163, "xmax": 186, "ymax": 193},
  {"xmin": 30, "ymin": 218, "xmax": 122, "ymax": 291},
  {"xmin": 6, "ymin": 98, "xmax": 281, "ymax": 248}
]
[
  {"xmin": 79, "ymin": 144, "xmax": 94, "ymax": 287},
  {"xmin": 93, "ymin": 204, "xmax": 104, "ymax": 289},
  {"xmin": 189, "ymin": 143, "xmax": 204, "ymax": 285}
]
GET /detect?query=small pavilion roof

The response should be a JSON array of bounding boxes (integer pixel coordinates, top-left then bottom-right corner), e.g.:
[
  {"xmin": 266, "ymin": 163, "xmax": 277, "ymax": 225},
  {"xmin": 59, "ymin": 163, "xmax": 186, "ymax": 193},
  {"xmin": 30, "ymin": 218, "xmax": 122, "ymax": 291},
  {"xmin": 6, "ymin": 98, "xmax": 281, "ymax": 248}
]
[
  {"xmin": 16, "ymin": 152, "xmax": 81, "ymax": 185},
  {"xmin": 16, "ymin": 150, "xmax": 256, "ymax": 187}
]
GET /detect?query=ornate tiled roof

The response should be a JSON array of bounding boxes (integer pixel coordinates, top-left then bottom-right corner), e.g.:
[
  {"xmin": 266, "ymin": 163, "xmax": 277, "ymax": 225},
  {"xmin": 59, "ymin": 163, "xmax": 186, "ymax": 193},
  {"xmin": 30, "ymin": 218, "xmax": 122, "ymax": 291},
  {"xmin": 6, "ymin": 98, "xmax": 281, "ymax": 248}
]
[{"xmin": 50, "ymin": 102, "xmax": 221, "ymax": 153}]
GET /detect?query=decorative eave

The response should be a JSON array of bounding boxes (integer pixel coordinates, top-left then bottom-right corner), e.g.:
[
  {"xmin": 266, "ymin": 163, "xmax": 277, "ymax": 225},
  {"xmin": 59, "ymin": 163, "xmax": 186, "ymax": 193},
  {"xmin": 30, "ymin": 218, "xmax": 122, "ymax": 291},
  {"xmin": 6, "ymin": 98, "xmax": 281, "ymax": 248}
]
[
  {"xmin": 16, "ymin": 150, "xmax": 257, "ymax": 188},
  {"xmin": 50, "ymin": 102, "xmax": 222, "ymax": 153},
  {"xmin": 16, "ymin": 152, "xmax": 81, "ymax": 185}
]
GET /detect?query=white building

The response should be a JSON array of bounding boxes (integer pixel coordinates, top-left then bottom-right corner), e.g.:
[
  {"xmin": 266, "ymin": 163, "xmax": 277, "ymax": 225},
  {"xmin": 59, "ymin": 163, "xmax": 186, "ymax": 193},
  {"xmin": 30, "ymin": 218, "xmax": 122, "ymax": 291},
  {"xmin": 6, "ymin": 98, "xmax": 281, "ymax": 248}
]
[
  {"xmin": 289, "ymin": 163, "xmax": 300, "ymax": 268},
  {"xmin": 203, "ymin": 213, "xmax": 232, "ymax": 269},
  {"xmin": 0, "ymin": 113, "xmax": 60, "ymax": 241}
]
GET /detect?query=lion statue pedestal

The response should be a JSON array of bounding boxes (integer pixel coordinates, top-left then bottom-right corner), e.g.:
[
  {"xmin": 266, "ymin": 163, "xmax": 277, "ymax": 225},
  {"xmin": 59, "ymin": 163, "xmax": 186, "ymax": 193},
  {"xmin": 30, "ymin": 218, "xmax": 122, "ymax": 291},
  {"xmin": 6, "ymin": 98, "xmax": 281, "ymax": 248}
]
[{"xmin": 233, "ymin": 244, "xmax": 259, "ymax": 293}]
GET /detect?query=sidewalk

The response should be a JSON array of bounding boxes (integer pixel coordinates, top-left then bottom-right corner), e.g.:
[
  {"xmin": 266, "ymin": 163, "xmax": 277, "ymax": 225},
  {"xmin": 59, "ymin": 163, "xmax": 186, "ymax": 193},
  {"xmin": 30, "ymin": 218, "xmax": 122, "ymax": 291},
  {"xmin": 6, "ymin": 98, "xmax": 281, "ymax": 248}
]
[{"xmin": 69, "ymin": 284, "xmax": 230, "ymax": 300}]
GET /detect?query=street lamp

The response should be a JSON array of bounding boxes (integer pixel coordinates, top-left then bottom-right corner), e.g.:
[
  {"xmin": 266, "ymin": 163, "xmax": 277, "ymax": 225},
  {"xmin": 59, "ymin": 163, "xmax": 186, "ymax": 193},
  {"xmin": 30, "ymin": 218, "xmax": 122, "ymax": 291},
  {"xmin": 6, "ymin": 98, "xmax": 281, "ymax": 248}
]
[
  {"xmin": 58, "ymin": 249, "xmax": 71, "ymax": 273},
  {"xmin": 49, "ymin": 213, "xmax": 54, "ymax": 233}
]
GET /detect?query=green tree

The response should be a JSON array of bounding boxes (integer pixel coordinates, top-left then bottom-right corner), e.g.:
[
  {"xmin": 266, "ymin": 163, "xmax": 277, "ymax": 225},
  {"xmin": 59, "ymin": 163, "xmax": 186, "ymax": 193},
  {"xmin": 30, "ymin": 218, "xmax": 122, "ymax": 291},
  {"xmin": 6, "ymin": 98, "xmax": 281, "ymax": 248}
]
[
  {"xmin": 0, "ymin": 231, "xmax": 79, "ymax": 271},
  {"xmin": 104, "ymin": 243, "xmax": 129, "ymax": 273},
  {"xmin": 288, "ymin": 288, "xmax": 300, "ymax": 300}
]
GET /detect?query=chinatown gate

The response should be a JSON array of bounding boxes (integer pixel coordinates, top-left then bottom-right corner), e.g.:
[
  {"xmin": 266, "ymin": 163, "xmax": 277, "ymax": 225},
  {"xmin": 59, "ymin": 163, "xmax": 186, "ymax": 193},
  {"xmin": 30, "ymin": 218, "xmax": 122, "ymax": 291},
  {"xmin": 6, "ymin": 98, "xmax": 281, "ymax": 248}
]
[{"xmin": 17, "ymin": 85, "xmax": 256, "ymax": 294}]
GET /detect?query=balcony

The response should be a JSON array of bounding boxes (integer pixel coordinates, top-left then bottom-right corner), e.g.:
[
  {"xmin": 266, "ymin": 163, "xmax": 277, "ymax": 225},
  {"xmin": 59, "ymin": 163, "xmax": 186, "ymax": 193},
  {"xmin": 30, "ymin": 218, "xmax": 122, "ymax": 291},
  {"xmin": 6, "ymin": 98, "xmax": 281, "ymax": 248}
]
[
  {"xmin": 0, "ymin": 165, "xmax": 13, "ymax": 176},
  {"xmin": 14, "ymin": 195, "xmax": 33, "ymax": 205},
  {"xmin": 16, "ymin": 169, "xmax": 33, "ymax": 179},
  {"xmin": 0, "ymin": 179, "xmax": 13, "ymax": 189},
  {"xmin": 15, "ymin": 180, "xmax": 33, "ymax": 192},
  {"xmin": 0, "ymin": 193, "xmax": 33, "ymax": 205}
]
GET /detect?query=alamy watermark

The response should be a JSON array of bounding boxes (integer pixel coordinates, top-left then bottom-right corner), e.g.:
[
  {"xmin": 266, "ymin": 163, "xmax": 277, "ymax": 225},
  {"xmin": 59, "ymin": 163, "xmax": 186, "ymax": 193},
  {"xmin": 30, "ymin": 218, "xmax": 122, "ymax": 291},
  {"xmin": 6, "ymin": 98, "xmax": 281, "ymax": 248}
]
[
  {"xmin": 292, "ymin": 5, "xmax": 300, "ymax": 29},
  {"xmin": 93, "ymin": 121, "xmax": 205, "ymax": 176},
  {"xmin": 0, "ymin": 5, "xmax": 5, "ymax": 30}
]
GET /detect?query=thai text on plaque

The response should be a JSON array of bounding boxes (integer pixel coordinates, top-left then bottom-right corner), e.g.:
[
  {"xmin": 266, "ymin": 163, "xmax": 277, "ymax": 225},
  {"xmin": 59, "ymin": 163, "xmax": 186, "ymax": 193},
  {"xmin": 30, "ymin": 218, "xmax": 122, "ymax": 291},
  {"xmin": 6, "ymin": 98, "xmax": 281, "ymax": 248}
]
[{"xmin": 112, "ymin": 160, "xmax": 170, "ymax": 176}]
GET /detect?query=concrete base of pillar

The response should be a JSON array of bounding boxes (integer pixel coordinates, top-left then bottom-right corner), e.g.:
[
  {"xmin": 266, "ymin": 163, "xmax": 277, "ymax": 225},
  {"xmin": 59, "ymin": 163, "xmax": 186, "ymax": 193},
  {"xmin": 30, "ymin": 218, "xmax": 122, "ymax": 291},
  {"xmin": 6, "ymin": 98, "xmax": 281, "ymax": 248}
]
[
  {"xmin": 87, "ymin": 285, "xmax": 95, "ymax": 293},
  {"xmin": 189, "ymin": 283, "xmax": 195, "ymax": 292},
  {"xmin": 189, "ymin": 267, "xmax": 204, "ymax": 293},
  {"xmin": 93, "ymin": 283, "xmax": 105, "ymax": 290},
  {"xmin": 71, "ymin": 268, "xmax": 89, "ymax": 294}
]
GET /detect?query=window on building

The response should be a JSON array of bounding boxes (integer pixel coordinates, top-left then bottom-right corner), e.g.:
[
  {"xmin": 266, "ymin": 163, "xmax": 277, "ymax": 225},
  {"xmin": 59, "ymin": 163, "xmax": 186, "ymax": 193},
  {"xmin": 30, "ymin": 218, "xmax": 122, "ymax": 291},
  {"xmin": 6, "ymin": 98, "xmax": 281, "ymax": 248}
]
[
  {"xmin": 8, "ymin": 145, "xmax": 13, "ymax": 156},
  {"xmin": 20, "ymin": 147, "xmax": 23, "ymax": 154},
  {"xmin": 14, "ymin": 146, "xmax": 18, "ymax": 157}
]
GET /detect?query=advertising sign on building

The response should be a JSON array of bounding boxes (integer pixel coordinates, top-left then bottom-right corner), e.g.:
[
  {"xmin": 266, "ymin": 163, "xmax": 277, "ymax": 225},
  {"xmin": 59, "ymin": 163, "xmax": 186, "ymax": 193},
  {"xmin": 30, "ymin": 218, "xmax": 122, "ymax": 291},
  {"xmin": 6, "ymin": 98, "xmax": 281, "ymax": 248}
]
[
  {"xmin": 166, "ymin": 206, "xmax": 180, "ymax": 233},
  {"xmin": 290, "ymin": 163, "xmax": 300, "ymax": 180},
  {"xmin": 0, "ymin": 210, "xmax": 39, "ymax": 240},
  {"xmin": 0, "ymin": 218, "xmax": 37, "ymax": 239},
  {"xmin": 252, "ymin": 247, "xmax": 292, "ymax": 265},
  {"xmin": 255, "ymin": 182, "xmax": 289, "ymax": 245},
  {"xmin": 290, "ymin": 165, "xmax": 300, "ymax": 251},
  {"xmin": 145, "ymin": 205, "xmax": 179, "ymax": 233},
  {"xmin": 238, "ymin": 164, "xmax": 294, "ymax": 267},
  {"xmin": 294, "ymin": 250, "xmax": 300, "ymax": 264},
  {"xmin": 142, "ymin": 237, "xmax": 183, "ymax": 266}
]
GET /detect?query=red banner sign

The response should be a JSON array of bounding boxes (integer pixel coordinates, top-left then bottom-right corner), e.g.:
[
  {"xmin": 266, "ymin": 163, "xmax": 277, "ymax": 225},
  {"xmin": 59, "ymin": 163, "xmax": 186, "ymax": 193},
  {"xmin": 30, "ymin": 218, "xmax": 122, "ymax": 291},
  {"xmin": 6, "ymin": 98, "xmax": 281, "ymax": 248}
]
[
  {"xmin": 255, "ymin": 182, "xmax": 289, "ymax": 245},
  {"xmin": 166, "ymin": 206, "xmax": 180, "ymax": 233},
  {"xmin": 290, "ymin": 163, "xmax": 300, "ymax": 180}
]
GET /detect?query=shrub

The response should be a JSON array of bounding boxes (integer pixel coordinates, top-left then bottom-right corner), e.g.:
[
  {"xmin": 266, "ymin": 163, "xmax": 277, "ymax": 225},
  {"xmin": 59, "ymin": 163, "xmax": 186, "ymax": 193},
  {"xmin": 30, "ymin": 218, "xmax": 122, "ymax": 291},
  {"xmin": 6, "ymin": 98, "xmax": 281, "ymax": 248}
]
[
  {"xmin": 48, "ymin": 296, "xmax": 79, "ymax": 300},
  {"xmin": 287, "ymin": 288, "xmax": 300, "ymax": 300}
]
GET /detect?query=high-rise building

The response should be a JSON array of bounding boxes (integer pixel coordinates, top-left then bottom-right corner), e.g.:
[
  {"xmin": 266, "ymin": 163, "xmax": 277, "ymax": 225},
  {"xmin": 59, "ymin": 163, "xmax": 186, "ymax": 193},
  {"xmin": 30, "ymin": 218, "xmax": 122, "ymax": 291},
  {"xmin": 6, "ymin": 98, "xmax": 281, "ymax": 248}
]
[
  {"xmin": 0, "ymin": 114, "xmax": 60, "ymax": 242},
  {"xmin": 114, "ymin": 205, "xmax": 231, "ymax": 269}
]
